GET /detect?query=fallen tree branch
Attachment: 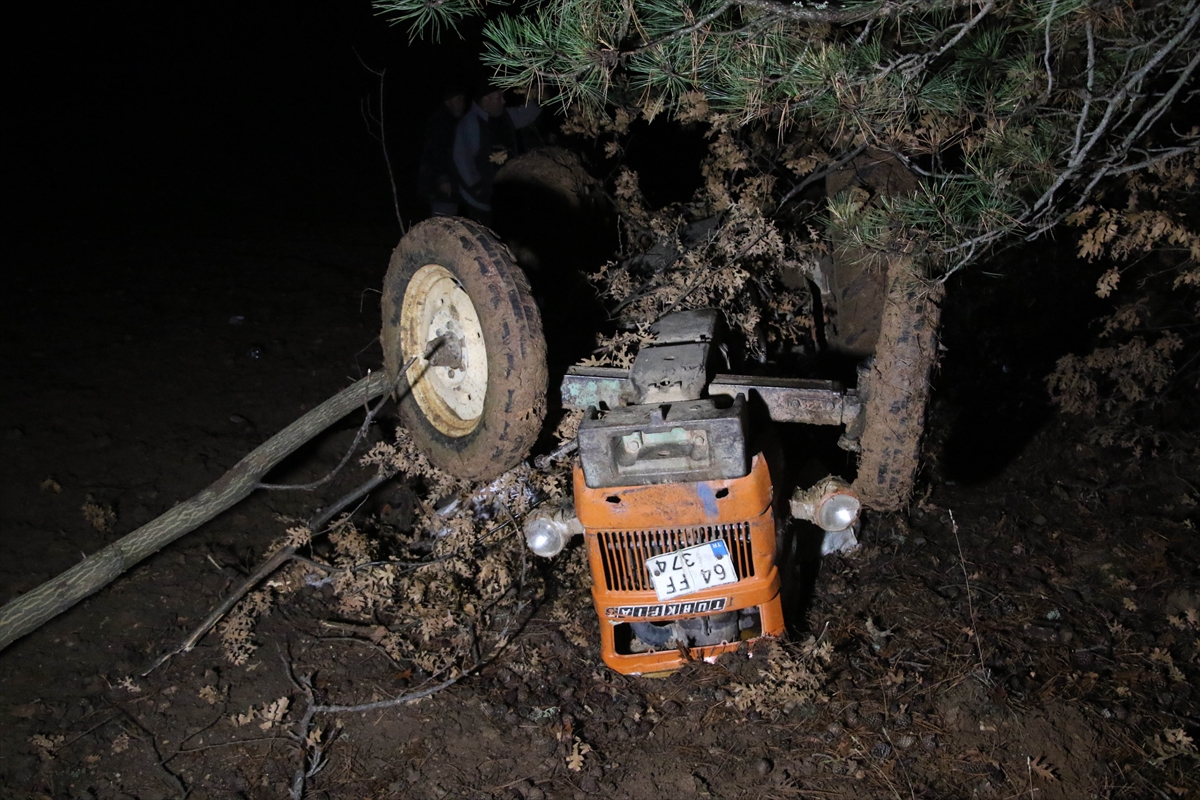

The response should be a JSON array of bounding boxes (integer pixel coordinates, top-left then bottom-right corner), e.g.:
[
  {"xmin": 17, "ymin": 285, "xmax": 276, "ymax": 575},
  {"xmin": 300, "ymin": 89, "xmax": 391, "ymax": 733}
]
[
  {"xmin": 140, "ymin": 469, "xmax": 395, "ymax": 676},
  {"xmin": 256, "ymin": 382, "xmax": 394, "ymax": 491},
  {"xmin": 281, "ymin": 540, "xmax": 530, "ymax": 800},
  {"xmin": 143, "ymin": 544, "xmax": 301, "ymax": 677},
  {"xmin": 0, "ymin": 370, "xmax": 395, "ymax": 652}
]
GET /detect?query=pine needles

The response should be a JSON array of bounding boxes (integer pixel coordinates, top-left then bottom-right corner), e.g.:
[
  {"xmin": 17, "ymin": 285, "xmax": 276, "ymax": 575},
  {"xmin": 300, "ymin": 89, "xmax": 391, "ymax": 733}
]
[{"xmin": 378, "ymin": 0, "xmax": 1200, "ymax": 276}]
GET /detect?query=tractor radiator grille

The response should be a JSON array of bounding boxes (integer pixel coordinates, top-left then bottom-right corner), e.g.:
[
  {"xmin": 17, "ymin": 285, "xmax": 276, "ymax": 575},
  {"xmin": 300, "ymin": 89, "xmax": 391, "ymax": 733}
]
[{"xmin": 594, "ymin": 523, "xmax": 755, "ymax": 593}]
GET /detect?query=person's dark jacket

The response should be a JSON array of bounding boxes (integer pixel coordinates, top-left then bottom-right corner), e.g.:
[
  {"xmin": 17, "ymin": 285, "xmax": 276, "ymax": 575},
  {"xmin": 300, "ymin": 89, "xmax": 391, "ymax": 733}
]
[{"xmin": 418, "ymin": 104, "xmax": 461, "ymax": 201}]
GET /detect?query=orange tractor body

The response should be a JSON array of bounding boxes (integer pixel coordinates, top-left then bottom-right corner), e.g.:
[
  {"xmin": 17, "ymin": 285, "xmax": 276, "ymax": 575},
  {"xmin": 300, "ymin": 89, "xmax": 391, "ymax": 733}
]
[
  {"xmin": 574, "ymin": 455, "xmax": 785, "ymax": 674},
  {"xmin": 525, "ymin": 309, "xmax": 862, "ymax": 676}
]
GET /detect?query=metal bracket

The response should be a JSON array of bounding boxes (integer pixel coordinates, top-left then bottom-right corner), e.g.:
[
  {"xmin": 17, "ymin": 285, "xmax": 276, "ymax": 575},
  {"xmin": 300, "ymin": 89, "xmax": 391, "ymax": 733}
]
[
  {"xmin": 576, "ymin": 397, "xmax": 748, "ymax": 488},
  {"xmin": 562, "ymin": 369, "xmax": 860, "ymax": 430},
  {"xmin": 707, "ymin": 374, "xmax": 861, "ymax": 429}
]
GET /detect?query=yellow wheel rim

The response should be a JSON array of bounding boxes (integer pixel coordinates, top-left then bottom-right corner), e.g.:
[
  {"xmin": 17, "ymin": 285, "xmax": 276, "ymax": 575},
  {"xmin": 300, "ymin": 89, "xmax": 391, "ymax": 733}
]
[{"xmin": 400, "ymin": 264, "xmax": 489, "ymax": 437}]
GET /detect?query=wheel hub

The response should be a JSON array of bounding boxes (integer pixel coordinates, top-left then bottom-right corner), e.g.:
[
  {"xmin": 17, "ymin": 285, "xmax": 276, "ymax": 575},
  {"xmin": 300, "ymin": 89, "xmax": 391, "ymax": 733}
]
[{"xmin": 400, "ymin": 264, "xmax": 489, "ymax": 437}]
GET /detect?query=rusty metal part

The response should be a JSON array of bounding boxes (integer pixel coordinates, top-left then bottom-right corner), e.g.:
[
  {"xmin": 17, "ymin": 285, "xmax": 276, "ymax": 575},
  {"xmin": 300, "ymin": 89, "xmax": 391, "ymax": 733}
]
[
  {"xmin": 648, "ymin": 307, "xmax": 720, "ymax": 344},
  {"xmin": 629, "ymin": 308, "xmax": 720, "ymax": 404},
  {"xmin": 425, "ymin": 333, "xmax": 463, "ymax": 369},
  {"xmin": 561, "ymin": 366, "xmax": 633, "ymax": 410},
  {"xmin": 630, "ymin": 342, "xmax": 711, "ymax": 403},
  {"xmin": 577, "ymin": 397, "xmax": 748, "ymax": 488},
  {"xmin": 561, "ymin": 368, "xmax": 859, "ymax": 426},
  {"xmin": 707, "ymin": 374, "xmax": 860, "ymax": 427}
]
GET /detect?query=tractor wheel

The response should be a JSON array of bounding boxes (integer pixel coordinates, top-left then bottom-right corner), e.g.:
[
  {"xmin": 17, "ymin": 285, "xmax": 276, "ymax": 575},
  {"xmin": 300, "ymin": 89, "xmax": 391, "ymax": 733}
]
[
  {"xmin": 848, "ymin": 255, "xmax": 943, "ymax": 512},
  {"xmin": 381, "ymin": 217, "xmax": 548, "ymax": 481},
  {"xmin": 820, "ymin": 150, "xmax": 943, "ymax": 513}
]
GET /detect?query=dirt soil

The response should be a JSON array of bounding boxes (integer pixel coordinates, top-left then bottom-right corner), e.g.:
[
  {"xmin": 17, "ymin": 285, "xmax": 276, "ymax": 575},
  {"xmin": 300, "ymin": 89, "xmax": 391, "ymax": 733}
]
[{"xmin": 3, "ymin": 225, "xmax": 1199, "ymax": 800}]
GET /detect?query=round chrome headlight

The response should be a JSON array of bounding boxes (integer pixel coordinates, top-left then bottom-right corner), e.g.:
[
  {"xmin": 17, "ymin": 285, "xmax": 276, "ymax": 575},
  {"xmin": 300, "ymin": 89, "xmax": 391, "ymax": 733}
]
[
  {"xmin": 816, "ymin": 492, "xmax": 861, "ymax": 532},
  {"xmin": 525, "ymin": 516, "xmax": 569, "ymax": 558}
]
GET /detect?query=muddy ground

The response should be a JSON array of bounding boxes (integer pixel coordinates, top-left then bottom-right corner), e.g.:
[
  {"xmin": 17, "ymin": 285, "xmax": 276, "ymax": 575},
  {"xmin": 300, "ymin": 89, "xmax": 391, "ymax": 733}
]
[{"xmin": 2, "ymin": 218, "xmax": 1198, "ymax": 800}]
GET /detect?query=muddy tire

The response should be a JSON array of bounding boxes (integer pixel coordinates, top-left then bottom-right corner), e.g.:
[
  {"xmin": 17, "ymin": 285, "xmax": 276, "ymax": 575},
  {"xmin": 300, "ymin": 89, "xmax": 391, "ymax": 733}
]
[
  {"xmin": 494, "ymin": 147, "xmax": 599, "ymax": 209},
  {"xmin": 821, "ymin": 252, "xmax": 888, "ymax": 359},
  {"xmin": 381, "ymin": 217, "xmax": 548, "ymax": 481},
  {"xmin": 851, "ymin": 257, "xmax": 943, "ymax": 511},
  {"xmin": 821, "ymin": 150, "xmax": 941, "ymax": 512},
  {"xmin": 491, "ymin": 146, "xmax": 614, "ymax": 277}
]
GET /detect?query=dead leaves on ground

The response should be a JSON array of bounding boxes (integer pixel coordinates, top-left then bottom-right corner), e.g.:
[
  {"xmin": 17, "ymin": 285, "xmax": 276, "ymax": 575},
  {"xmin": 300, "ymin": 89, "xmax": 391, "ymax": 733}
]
[{"xmin": 1028, "ymin": 754, "xmax": 1060, "ymax": 782}]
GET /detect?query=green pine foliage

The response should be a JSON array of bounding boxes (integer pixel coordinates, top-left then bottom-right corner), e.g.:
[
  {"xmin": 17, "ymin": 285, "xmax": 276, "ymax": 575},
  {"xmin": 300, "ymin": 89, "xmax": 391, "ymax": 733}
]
[
  {"xmin": 373, "ymin": 0, "xmax": 492, "ymax": 40},
  {"xmin": 379, "ymin": 0, "xmax": 1199, "ymax": 276}
]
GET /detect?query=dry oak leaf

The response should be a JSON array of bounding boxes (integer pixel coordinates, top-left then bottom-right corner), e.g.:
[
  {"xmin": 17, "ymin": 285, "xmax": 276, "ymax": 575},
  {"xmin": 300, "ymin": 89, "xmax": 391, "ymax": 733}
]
[
  {"xmin": 566, "ymin": 737, "xmax": 592, "ymax": 772},
  {"xmin": 1029, "ymin": 755, "xmax": 1060, "ymax": 782}
]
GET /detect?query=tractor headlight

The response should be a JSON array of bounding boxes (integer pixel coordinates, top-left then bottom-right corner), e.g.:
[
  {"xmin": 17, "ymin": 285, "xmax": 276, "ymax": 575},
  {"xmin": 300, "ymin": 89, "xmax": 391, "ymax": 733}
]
[
  {"xmin": 523, "ymin": 503, "xmax": 583, "ymax": 558},
  {"xmin": 790, "ymin": 477, "xmax": 861, "ymax": 532},
  {"xmin": 816, "ymin": 491, "xmax": 861, "ymax": 532}
]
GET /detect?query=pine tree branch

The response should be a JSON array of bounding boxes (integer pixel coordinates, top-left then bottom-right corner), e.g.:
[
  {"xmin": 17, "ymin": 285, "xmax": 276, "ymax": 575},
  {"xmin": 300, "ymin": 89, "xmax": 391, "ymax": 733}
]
[
  {"xmin": 876, "ymin": 0, "xmax": 995, "ymax": 81},
  {"xmin": 624, "ymin": 1, "xmax": 734, "ymax": 56},
  {"xmin": 407, "ymin": 0, "xmax": 1199, "ymax": 277},
  {"xmin": 1042, "ymin": 0, "xmax": 1058, "ymax": 101},
  {"xmin": 777, "ymin": 142, "xmax": 868, "ymax": 206},
  {"xmin": 734, "ymin": 0, "xmax": 884, "ymax": 24},
  {"xmin": 731, "ymin": 0, "xmax": 962, "ymax": 25},
  {"xmin": 1110, "ymin": 142, "xmax": 1200, "ymax": 178},
  {"xmin": 1070, "ymin": 18, "xmax": 1096, "ymax": 157},
  {"xmin": 1035, "ymin": 0, "xmax": 1200, "ymax": 213}
]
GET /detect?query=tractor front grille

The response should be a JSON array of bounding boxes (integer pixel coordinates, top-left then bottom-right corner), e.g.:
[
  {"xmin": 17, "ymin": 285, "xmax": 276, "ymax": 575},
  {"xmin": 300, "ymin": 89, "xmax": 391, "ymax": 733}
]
[{"xmin": 593, "ymin": 523, "xmax": 755, "ymax": 593}]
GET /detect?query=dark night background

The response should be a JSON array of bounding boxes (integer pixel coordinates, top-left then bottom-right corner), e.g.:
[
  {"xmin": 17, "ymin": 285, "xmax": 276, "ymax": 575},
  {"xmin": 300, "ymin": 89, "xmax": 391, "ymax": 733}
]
[
  {"xmin": 3, "ymin": 0, "xmax": 1129, "ymax": 564},
  {"xmin": 13, "ymin": 1, "xmax": 473, "ymax": 243}
]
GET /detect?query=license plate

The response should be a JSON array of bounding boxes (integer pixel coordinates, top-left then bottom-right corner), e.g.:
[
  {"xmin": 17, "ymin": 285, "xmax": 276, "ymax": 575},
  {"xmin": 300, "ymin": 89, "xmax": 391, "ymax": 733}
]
[{"xmin": 646, "ymin": 540, "xmax": 738, "ymax": 602}]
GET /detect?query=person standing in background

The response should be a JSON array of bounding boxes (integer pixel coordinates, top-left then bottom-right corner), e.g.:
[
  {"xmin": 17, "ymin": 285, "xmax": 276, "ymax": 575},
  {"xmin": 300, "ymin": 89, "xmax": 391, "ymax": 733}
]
[
  {"xmin": 417, "ymin": 85, "xmax": 468, "ymax": 218},
  {"xmin": 454, "ymin": 83, "xmax": 540, "ymax": 225}
]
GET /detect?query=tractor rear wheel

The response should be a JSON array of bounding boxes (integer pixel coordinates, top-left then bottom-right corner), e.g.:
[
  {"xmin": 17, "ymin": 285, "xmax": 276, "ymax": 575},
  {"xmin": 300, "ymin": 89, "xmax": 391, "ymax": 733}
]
[
  {"xmin": 820, "ymin": 151, "xmax": 943, "ymax": 512},
  {"xmin": 850, "ymin": 257, "xmax": 943, "ymax": 512}
]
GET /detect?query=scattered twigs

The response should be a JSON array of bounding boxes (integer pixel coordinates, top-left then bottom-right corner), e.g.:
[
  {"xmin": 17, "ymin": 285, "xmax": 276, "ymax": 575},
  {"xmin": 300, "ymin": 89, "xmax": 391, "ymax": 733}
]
[
  {"xmin": 142, "ymin": 469, "xmax": 396, "ymax": 676},
  {"xmin": 308, "ymin": 470, "xmax": 394, "ymax": 533},
  {"xmin": 55, "ymin": 714, "xmax": 118, "ymax": 752},
  {"xmin": 355, "ymin": 50, "xmax": 406, "ymax": 234},
  {"xmin": 115, "ymin": 705, "xmax": 192, "ymax": 799},
  {"xmin": 278, "ymin": 492, "xmax": 535, "ymax": 798},
  {"xmin": 143, "ymin": 546, "xmax": 298, "ymax": 677},
  {"xmin": 948, "ymin": 510, "xmax": 989, "ymax": 680},
  {"xmin": 139, "ymin": 350, "xmax": 436, "ymax": 670},
  {"xmin": 286, "ymin": 666, "xmax": 459, "ymax": 800},
  {"xmin": 849, "ymin": 732, "xmax": 904, "ymax": 799},
  {"xmin": 256, "ymin": 371, "xmax": 400, "ymax": 492},
  {"xmin": 254, "ymin": 401, "xmax": 383, "ymax": 490},
  {"xmin": 283, "ymin": 630, "xmax": 512, "ymax": 798},
  {"xmin": 281, "ymin": 586, "xmax": 516, "ymax": 798}
]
